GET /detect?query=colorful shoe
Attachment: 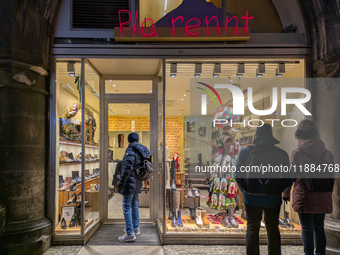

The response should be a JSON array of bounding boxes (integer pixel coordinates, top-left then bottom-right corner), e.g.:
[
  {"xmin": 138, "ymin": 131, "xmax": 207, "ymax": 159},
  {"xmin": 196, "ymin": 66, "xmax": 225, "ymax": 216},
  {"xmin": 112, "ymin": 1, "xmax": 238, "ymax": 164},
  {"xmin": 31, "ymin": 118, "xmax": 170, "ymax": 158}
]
[
  {"xmin": 219, "ymin": 194, "xmax": 226, "ymax": 210},
  {"xmin": 211, "ymin": 194, "xmax": 219, "ymax": 209},
  {"xmin": 220, "ymin": 178, "xmax": 227, "ymax": 194},
  {"xmin": 213, "ymin": 178, "xmax": 220, "ymax": 193}
]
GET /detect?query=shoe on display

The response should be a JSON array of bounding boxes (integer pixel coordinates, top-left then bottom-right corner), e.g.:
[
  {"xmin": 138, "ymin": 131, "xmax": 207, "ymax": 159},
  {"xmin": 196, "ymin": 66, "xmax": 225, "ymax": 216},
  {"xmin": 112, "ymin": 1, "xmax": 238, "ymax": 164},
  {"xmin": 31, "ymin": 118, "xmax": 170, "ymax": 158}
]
[
  {"xmin": 228, "ymin": 207, "xmax": 239, "ymax": 228},
  {"xmin": 61, "ymin": 218, "xmax": 67, "ymax": 229},
  {"xmin": 186, "ymin": 189, "xmax": 194, "ymax": 198},
  {"xmin": 220, "ymin": 178, "xmax": 227, "ymax": 193},
  {"xmin": 68, "ymin": 182, "xmax": 77, "ymax": 191},
  {"xmin": 68, "ymin": 152, "xmax": 75, "ymax": 160},
  {"xmin": 189, "ymin": 180, "xmax": 194, "ymax": 189},
  {"xmin": 59, "ymin": 153, "xmax": 66, "ymax": 164},
  {"xmin": 184, "ymin": 179, "xmax": 189, "ymax": 189},
  {"xmin": 90, "ymin": 184, "xmax": 96, "ymax": 191},
  {"xmin": 171, "ymin": 179, "xmax": 177, "ymax": 190},
  {"xmin": 189, "ymin": 207, "xmax": 195, "ymax": 220},
  {"xmin": 124, "ymin": 227, "xmax": 140, "ymax": 235},
  {"xmin": 77, "ymin": 193, "xmax": 81, "ymax": 203},
  {"xmin": 201, "ymin": 210, "xmax": 210, "ymax": 228},
  {"xmin": 221, "ymin": 210, "xmax": 231, "ymax": 228},
  {"xmin": 279, "ymin": 217, "xmax": 287, "ymax": 228},
  {"xmin": 284, "ymin": 211, "xmax": 294, "ymax": 228},
  {"xmin": 173, "ymin": 190, "xmax": 181, "ymax": 212},
  {"xmin": 67, "ymin": 193, "xmax": 77, "ymax": 204},
  {"xmin": 60, "ymin": 150, "xmax": 75, "ymax": 163},
  {"xmin": 171, "ymin": 210, "xmax": 177, "ymax": 228},
  {"xmin": 59, "ymin": 175, "xmax": 64, "ymax": 188},
  {"xmin": 69, "ymin": 213, "xmax": 76, "ymax": 227},
  {"xmin": 195, "ymin": 207, "xmax": 203, "ymax": 228},
  {"xmin": 177, "ymin": 210, "xmax": 183, "ymax": 228},
  {"xmin": 261, "ymin": 220, "xmax": 265, "ymax": 228},
  {"xmin": 194, "ymin": 189, "xmax": 200, "ymax": 198},
  {"xmin": 167, "ymin": 190, "xmax": 173, "ymax": 220},
  {"xmin": 118, "ymin": 233, "xmax": 136, "ymax": 243}
]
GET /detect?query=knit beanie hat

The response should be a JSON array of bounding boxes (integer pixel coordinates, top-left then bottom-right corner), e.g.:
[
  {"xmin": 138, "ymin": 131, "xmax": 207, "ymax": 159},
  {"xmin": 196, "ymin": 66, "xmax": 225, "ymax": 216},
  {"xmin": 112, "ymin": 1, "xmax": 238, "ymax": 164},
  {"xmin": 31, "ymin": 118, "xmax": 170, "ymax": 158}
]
[
  {"xmin": 128, "ymin": 132, "xmax": 139, "ymax": 143},
  {"xmin": 295, "ymin": 120, "xmax": 319, "ymax": 140},
  {"xmin": 255, "ymin": 123, "xmax": 273, "ymax": 138}
]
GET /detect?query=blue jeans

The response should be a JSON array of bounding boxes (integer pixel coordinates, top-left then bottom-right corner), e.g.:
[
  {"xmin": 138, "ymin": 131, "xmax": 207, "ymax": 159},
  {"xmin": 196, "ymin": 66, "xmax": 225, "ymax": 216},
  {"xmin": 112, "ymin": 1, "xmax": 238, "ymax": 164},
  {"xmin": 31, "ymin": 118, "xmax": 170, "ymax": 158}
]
[
  {"xmin": 299, "ymin": 213, "xmax": 326, "ymax": 255},
  {"xmin": 122, "ymin": 193, "xmax": 139, "ymax": 235}
]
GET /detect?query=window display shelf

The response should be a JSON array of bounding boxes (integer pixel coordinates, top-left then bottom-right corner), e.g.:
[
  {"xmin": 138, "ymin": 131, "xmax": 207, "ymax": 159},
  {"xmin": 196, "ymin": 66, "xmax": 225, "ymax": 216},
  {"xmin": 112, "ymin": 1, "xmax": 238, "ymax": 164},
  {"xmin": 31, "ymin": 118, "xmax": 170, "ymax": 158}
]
[
  {"xmin": 59, "ymin": 140, "xmax": 100, "ymax": 149},
  {"xmin": 55, "ymin": 218, "xmax": 94, "ymax": 234},
  {"xmin": 59, "ymin": 161, "xmax": 100, "ymax": 166}
]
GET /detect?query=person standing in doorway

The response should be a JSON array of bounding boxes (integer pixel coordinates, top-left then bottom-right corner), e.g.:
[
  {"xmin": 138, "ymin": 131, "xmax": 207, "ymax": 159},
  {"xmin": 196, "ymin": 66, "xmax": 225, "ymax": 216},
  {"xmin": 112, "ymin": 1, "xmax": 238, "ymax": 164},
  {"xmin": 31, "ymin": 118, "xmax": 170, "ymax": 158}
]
[
  {"xmin": 235, "ymin": 124, "xmax": 293, "ymax": 255},
  {"xmin": 283, "ymin": 120, "xmax": 334, "ymax": 255},
  {"xmin": 117, "ymin": 132, "xmax": 151, "ymax": 242}
]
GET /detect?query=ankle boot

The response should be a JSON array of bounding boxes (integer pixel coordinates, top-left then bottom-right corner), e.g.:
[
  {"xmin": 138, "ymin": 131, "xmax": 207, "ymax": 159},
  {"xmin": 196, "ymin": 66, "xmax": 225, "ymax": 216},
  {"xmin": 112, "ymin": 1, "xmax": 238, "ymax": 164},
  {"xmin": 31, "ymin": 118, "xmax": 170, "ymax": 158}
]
[
  {"xmin": 194, "ymin": 189, "xmax": 200, "ymax": 198},
  {"xmin": 228, "ymin": 207, "xmax": 238, "ymax": 228},
  {"xmin": 195, "ymin": 207, "xmax": 203, "ymax": 227},
  {"xmin": 69, "ymin": 213, "xmax": 76, "ymax": 227},
  {"xmin": 59, "ymin": 175, "xmax": 64, "ymax": 188},
  {"xmin": 201, "ymin": 210, "xmax": 210, "ymax": 227},
  {"xmin": 167, "ymin": 190, "xmax": 173, "ymax": 220},
  {"xmin": 61, "ymin": 218, "xmax": 67, "ymax": 229},
  {"xmin": 184, "ymin": 179, "xmax": 189, "ymax": 189},
  {"xmin": 72, "ymin": 171, "xmax": 78, "ymax": 182},
  {"xmin": 177, "ymin": 210, "xmax": 183, "ymax": 228},
  {"xmin": 171, "ymin": 210, "xmax": 177, "ymax": 228},
  {"xmin": 171, "ymin": 179, "xmax": 176, "ymax": 190},
  {"xmin": 189, "ymin": 207, "xmax": 195, "ymax": 220},
  {"xmin": 221, "ymin": 210, "xmax": 231, "ymax": 228},
  {"xmin": 186, "ymin": 189, "xmax": 193, "ymax": 198}
]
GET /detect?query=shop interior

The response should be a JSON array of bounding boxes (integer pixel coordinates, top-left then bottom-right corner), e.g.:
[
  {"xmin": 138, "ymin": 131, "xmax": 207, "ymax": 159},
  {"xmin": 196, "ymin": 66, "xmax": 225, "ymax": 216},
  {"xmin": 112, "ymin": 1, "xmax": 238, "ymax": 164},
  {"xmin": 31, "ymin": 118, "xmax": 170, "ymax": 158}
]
[{"xmin": 54, "ymin": 58, "xmax": 305, "ymax": 237}]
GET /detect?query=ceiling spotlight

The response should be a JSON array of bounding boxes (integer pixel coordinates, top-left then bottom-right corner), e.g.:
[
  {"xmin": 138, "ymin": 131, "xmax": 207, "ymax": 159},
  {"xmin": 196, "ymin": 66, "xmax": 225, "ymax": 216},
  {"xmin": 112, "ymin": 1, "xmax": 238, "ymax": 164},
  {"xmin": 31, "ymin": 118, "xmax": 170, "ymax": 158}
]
[
  {"xmin": 256, "ymin": 63, "xmax": 265, "ymax": 78},
  {"xmin": 213, "ymin": 63, "xmax": 221, "ymax": 78},
  {"xmin": 181, "ymin": 98, "xmax": 184, "ymax": 101},
  {"xmin": 69, "ymin": 72, "xmax": 75, "ymax": 77},
  {"xmin": 195, "ymin": 63, "xmax": 202, "ymax": 78},
  {"xmin": 149, "ymin": 90, "xmax": 152, "ymax": 92},
  {"xmin": 276, "ymin": 63, "xmax": 286, "ymax": 77},
  {"xmin": 184, "ymin": 94, "xmax": 186, "ymax": 97},
  {"xmin": 110, "ymin": 80, "xmax": 112, "ymax": 82},
  {"xmin": 112, "ymin": 84, "xmax": 116, "ymax": 87},
  {"xmin": 67, "ymin": 62, "xmax": 75, "ymax": 73},
  {"xmin": 237, "ymin": 63, "xmax": 245, "ymax": 78},
  {"xmin": 170, "ymin": 63, "xmax": 177, "ymax": 78}
]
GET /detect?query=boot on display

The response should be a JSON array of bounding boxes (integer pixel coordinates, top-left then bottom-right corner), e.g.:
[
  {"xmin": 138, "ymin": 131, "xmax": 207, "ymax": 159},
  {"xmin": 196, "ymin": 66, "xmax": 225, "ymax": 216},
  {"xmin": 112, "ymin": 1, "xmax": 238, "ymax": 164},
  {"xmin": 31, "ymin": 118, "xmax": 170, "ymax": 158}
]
[
  {"xmin": 228, "ymin": 207, "xmax": 238, "ymax": 228},
  {"xmin": 221, "ymin": 210, "xmax": 231, "ymax": 228},
  {"xmin": 177, "ymin": 210, "xmax": 183, "ymax": 228},
  {"xmin": 201, "ymin": 210, "xmax": 210, "ymax": 228},
  {"xmin": 284, "ymin": 211, "xmax": 294, "ymax": 228},
  {"xmin": 194, "ymin": 189, "xmax": 200, "ymax": 198},
  {"xmin": 279, "ymin": 217, "xmax": 288, "ymax": 228},
  {"xmin": 171, "ymin": 210, "xmax": 177, "ymax": 228},
  {"xmin": 195, "ymin": 207, "xmax": 203, "ymax": 227},
  {"xmin": 59, "ymin": 175, "xmax": 64, "ymax": 188},
  {"xmin": 187, "ymin": 189, "xmax": 194, "ymax": 198},
  {"xmin": 184, "ymin": 179, "xmax": 189, "ymax": 189},
  {"xmin": 173, "ymin": 190, "xmax": 181, "ymax": 212},
  {"xmin": 167, "ymin": 190, "xmax": 173, "ymax": 220},
  {"xmin": 171, "ymin": 179, "xmax": 177, "ymax": 190},
  {"xmin": 189, "ymin": 207, "xmax": 195, "ymax": 220}
]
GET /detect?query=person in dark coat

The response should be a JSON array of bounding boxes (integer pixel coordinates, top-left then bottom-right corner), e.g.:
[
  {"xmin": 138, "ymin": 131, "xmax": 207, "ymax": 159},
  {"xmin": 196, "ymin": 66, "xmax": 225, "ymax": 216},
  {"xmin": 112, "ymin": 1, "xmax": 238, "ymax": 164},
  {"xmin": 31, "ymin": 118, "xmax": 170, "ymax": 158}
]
[
  {"xmin": 235, "ymin": 123, "xmax": 293, "ymax": 255},
  {"xmin": 117, "ymin": 132, "xmax": 151, "ymax": 242},
  {"xmin": 283, "ymin": 120, "xmax": 334, "ymax": 255}
]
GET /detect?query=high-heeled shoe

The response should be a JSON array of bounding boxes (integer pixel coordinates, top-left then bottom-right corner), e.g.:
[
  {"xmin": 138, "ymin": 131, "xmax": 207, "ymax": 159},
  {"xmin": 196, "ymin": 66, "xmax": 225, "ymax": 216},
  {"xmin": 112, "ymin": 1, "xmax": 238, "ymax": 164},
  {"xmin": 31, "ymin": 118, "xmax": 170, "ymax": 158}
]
[
  {"xmin": 67, "ymin": 193, "xmax": 77, "ymax": 204},
  {"xmin": 69, "ymin": 213, "xmax": 76, "ymax": 227},
  {"xmin": 76, "ymin": 193, "xmax": 81, "ymax": 203}
]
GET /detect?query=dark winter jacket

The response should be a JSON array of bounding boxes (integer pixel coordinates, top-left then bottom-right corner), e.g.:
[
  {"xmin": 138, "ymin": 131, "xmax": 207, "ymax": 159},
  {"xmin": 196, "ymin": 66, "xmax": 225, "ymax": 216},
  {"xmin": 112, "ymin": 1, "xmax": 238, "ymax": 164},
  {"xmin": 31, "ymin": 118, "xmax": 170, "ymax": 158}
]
[
  {"xmin": 119, "ymin": 141, "xmax": 151, "ymax": 195},
  {"xmin": 235, "ymin": 135, "xmax": 293, "ymax": 208},
  {"xmin": 283, "ymin": 138, "xmax": 334, "ymax": 214}
]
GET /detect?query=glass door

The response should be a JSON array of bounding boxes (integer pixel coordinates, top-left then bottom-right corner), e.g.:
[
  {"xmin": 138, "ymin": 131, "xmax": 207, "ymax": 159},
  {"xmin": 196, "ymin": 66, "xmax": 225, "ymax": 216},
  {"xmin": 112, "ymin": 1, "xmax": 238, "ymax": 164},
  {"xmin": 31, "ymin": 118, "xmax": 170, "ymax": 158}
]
[{"xmin": 107, "ymin": 103, "xmax": 151, "ymax": 220}]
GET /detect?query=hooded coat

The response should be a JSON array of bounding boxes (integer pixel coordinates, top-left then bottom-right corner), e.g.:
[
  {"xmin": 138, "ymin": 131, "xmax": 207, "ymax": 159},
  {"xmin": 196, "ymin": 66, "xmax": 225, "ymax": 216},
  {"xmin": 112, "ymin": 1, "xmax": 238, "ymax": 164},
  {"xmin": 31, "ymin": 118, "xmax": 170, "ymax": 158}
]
[
  {"xmin": 283, "ymin": 138, "xmax": 334, "ymax": 214},
  {"xmin": 119, "ymin": 141, "xmax": 151, "ymax": 195}
]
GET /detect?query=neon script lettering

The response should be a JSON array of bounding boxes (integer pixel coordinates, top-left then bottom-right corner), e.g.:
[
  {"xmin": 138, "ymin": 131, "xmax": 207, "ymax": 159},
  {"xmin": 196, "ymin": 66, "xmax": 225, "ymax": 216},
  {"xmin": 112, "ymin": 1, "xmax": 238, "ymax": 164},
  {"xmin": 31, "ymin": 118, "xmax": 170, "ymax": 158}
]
[{"xmin": 118, "ymin": 10, "xmax": 254, "ymax": 37}]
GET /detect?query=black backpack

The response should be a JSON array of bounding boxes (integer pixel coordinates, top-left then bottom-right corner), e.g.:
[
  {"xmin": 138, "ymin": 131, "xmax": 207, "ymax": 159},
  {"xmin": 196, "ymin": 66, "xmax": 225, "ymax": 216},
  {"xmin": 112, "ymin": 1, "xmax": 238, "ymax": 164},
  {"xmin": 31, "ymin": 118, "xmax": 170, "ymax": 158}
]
[
  {"xmin": 297, "ymin": 150, "xmax": 334, "ymax": 192},
  {"xmin": 112, "ymin": 161, "xmax": 123, "ymax": 187},
  {"xmin": 134, "ymin": 150, "xmax": 153, "ymax": 181},
  {"xmin": 244, "ymin": 144, "xmax": 285, "ymax": 196}
]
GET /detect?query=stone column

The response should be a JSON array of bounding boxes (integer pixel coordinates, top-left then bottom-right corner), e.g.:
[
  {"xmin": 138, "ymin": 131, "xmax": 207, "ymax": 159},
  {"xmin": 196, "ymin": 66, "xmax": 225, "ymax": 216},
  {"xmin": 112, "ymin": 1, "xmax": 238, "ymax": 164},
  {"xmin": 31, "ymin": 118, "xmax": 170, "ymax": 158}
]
[
  {"xmin": 0, "ymin": 0, "xmax": 61, "ymax": 254},
  {"xmin": 299, "ymin": 0, "xmax": 340, "ymax": 254}
]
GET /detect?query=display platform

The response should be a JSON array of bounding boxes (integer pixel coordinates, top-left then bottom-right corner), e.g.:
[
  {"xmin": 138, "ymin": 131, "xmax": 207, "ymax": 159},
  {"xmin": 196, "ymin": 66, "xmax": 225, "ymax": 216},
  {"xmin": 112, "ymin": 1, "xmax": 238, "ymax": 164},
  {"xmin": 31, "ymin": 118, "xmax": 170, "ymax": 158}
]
[
  {"xmin": 55, "ymin": 218, "xmax": 94, "ymax": 234},
  {"xmin": 165, "ymin": 215, "xmax": 302, "ymax": 234}
]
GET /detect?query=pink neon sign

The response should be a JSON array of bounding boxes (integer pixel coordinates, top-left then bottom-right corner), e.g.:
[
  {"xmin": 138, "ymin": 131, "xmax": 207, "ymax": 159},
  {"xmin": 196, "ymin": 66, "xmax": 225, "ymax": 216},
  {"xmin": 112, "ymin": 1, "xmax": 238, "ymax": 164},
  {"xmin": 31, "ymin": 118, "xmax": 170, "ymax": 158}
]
[{"xmin": 118, "ymin": 10, "xmax": 254, "ymax": 37}]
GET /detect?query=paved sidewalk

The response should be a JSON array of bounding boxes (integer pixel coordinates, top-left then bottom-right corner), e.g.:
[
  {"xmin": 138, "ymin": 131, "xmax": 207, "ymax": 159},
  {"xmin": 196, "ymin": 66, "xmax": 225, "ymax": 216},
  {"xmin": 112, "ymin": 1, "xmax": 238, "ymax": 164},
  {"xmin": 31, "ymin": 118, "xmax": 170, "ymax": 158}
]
[{"xmin": 44, "ymin": 245, "xmax": 303, "ymax": 255}]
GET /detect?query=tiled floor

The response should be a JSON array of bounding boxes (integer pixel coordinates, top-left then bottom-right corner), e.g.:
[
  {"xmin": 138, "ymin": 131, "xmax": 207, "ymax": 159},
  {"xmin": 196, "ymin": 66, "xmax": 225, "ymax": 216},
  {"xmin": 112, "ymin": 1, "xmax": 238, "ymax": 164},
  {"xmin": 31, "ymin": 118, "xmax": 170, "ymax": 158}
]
[{"xmin": 43, "ymin": 246, "xmax": 82, "ymax": 255}]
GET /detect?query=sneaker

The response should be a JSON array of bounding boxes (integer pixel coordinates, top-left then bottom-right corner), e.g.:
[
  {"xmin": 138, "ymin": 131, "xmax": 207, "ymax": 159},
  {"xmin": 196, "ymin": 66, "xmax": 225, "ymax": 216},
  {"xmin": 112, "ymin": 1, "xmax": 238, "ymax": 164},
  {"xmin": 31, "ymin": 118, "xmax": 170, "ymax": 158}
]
[
  {"xmin": 124, "ymin": 227, "xmax": 140, "ymax": 235},
  {"xmin": 118, "ymin": 233, "xmax": 136, "ymax": 242}
]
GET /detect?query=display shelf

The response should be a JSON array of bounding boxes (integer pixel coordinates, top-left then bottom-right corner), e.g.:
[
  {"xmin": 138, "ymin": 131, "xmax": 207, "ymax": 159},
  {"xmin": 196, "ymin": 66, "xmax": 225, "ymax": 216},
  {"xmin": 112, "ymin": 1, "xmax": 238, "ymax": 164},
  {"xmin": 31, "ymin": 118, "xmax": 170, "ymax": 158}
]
[
  {"xmin": 59, "ymin": 140, "xmax": 100, "ymax": 149},
  {"xmin": 55, "ymin": 218, "xmax": 94, "ymax": 234},
  {"xmin": 59, "ymin": 161, "xmax": 100, "ymax": 166}
]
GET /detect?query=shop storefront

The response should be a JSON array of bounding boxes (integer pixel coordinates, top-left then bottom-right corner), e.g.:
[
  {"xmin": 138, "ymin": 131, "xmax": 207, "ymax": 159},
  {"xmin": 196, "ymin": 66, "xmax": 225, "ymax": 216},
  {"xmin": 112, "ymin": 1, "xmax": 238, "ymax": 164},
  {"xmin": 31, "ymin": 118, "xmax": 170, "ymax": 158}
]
[{"xmin": 50, "ymin": 0, "xmax": 310, "ymax": 245}]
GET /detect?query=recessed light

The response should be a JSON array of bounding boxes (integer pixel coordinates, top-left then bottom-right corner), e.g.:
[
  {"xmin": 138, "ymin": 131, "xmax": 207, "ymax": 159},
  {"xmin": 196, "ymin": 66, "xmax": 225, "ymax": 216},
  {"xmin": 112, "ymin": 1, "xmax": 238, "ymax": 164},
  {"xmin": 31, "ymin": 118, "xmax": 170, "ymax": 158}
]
[
  {"xmin": 181, "ymin": 98, "xmax": 184, "ymax": 101},
  {"xmin": 112, "ymin": 84, "xmax": 116, "ymax": 87},
  {"xmin": 69, "ymin": 73, "xmax": 75, "ymax": 77},
  {"xmin": 149, "ymin": 90, "xmax": 152, "ymax": 92},
  {"xmin": 110, "ymin": 80, "xmax": 112, "ymax": 82},
  {"xmin": 184, "ymin": 94, "xmax": 186, "ymax": 97}
]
